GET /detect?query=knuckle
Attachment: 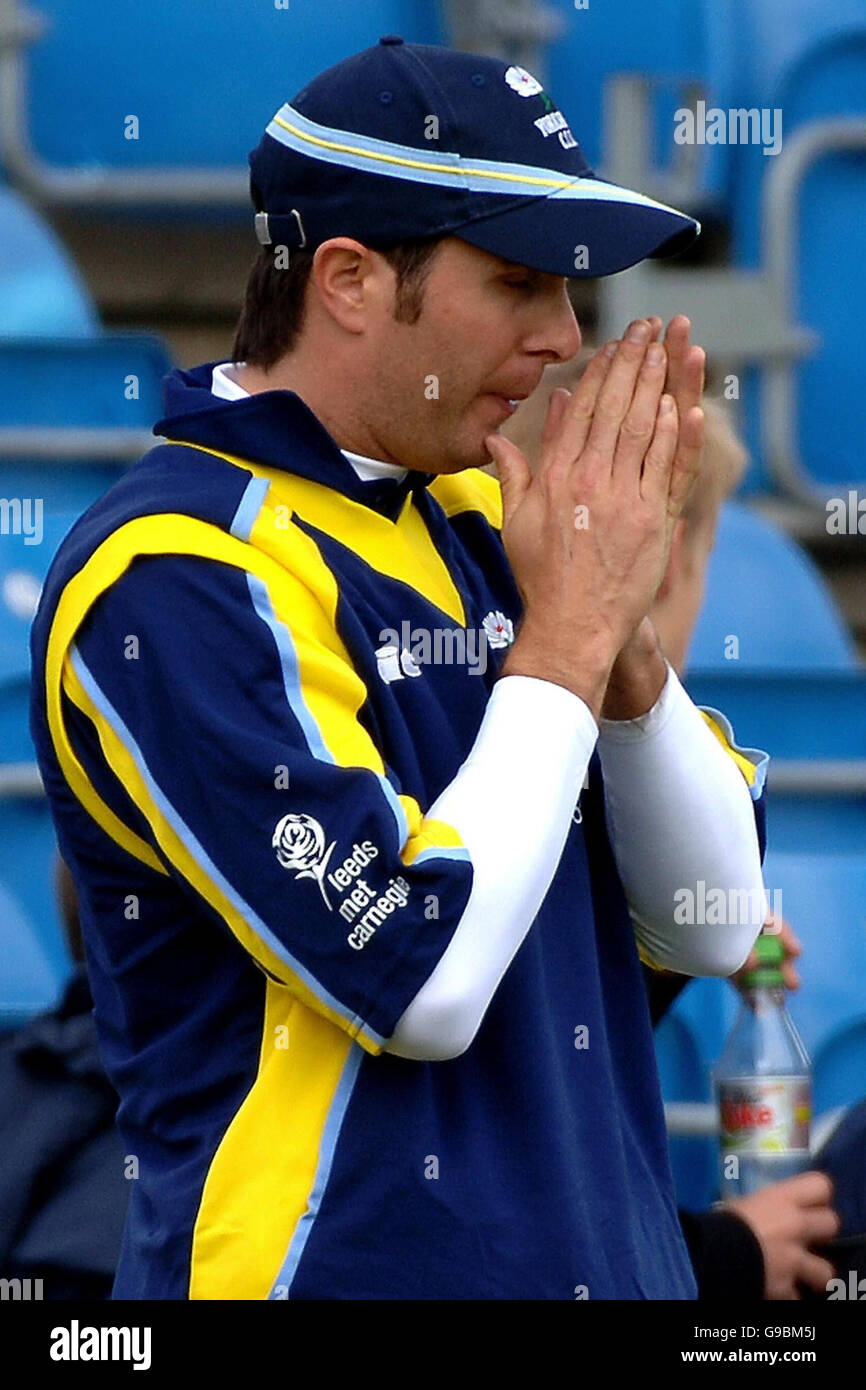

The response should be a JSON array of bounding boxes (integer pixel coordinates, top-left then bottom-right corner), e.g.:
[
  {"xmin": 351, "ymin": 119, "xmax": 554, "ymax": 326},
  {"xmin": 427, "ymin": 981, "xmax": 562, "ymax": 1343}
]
[
  {"xmin": 643, "ymin": 446, "xmax": 668, "ymax": 472},
  {"xmin": 577, "ymin": 444, "xmax": 608, "ymax": 476},
  {"xmin": 540, "ymin": 459, "xmax": 569, "ymax": 495},
  {"xmin": 618, "ymin": 414, "xmax": 653, "ymax": 443},
  {"xmin": 594, "ymin": 393, "xmax": 628, "ymax": 424},
  {"xmin": 567, "ymin": 397, "xmax": 595, "ymax": 425}
]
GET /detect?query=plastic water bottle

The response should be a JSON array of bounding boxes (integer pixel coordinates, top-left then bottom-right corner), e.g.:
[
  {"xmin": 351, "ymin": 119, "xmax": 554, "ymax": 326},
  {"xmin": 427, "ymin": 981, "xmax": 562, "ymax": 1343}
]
[{"xmin": 714, "ymin": 933, "xmax": 812, "ymax": 1198}]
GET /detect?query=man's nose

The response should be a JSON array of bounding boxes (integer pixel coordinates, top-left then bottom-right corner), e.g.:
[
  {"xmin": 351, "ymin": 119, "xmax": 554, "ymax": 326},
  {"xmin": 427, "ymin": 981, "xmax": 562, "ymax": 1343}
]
[{"xmin": 534, "ymin": 295, "xmax": 582, "ymax": 364}]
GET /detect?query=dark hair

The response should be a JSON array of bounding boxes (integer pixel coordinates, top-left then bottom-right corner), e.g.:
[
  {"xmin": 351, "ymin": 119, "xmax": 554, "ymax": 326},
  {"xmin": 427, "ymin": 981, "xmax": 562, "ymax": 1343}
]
[{"xmin": 232, "ymin": 235, "xmax": 442, "ymax": 370}]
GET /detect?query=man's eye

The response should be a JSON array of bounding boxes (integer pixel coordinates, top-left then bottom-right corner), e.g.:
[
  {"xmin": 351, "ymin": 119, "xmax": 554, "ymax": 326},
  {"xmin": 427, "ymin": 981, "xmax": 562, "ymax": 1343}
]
[{"xmin": 504, "ymin": 278, "xmax": 534, "ymax": 291}]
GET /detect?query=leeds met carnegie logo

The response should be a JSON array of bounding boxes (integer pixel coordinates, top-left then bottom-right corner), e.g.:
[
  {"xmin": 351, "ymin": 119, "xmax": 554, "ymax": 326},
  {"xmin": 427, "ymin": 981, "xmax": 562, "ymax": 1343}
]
[{"xmin": 272, "ymin": 812, "xmax": 412, "ymax": 950}]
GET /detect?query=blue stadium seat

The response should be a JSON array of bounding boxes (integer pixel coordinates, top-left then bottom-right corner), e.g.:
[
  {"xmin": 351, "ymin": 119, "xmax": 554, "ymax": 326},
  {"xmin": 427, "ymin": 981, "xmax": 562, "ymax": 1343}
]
[
  {"xmin": 1, "ymin": 511, "xmax": 81, "ymax": 984},
  {"xmin": 686, "ymin": 505, "xmax": 861, "ymax": 850},
  {"xmin": 767, "ymin": 851, "xmax": 866, "ymax": 1116},
  {"xmin": 686, "ymin": 505, "xmax": 864, "ymax": 851},
  {"xmin": 546, "ymin": 0, "xmax": 725, "ymax": 190},
  {"xmin": 721, "ymin": 0, "xmax": 866, "ymax": 156},
  {"xmin": 689, "ymin": 502, "xmax": 858, "ymax": 671},
  {"xmin": 1, "ymin": 509, "xmax": 82, "ymax": 762},
  {"xmin": 20, "ymin": 1, "xmax": 443, "ymax": 174},
  {"xmin": 0, "ymin": 187, "xmax": 97, "ymax": 339},
  {"xmin": 0, "ymin": 876, "xmax": 64, "ymax": 1031},
  {"xmin": 0, "ymin": 801, "xmax": 71, "ymax": 991},
  {"xmin": 0, "ymin": 334, "xmax": 172, "ymax": 513},
  {"xmin": 685, "ymin": 670, "xmax": 866, "ymax": 854},
  {"xmin": 718, "ymin": 2, "xmax": 866, "ymax": 492},
  {"xmin": 685, "ymin": 671, "xmax": 866, "ymax": 760}
]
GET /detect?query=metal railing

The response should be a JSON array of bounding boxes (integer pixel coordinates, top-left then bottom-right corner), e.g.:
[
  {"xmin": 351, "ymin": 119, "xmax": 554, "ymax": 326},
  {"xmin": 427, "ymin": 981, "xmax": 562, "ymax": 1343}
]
[
  {"xmin": 762, "ymin": 118, "xmax": 866, "ymax": 506},
  {"xmin": 1, "ymin": 0, "xmax": 565, "ymax": 207},
  {"xmin": 768, "ymin": 759, "xmax": 866, "ymax": 796},
  {"xmin": 599, "ymin": 79, "xmax": 866, "ymax": 513},
  {"xmin": 0, "ymin": 761, "xmax": 43, "ymax": 797},
  {"xmin": 0, "ymin": 0, "xmax": 249, "ymax": 208},
  {"xmin": 0, "ymin": 427, "xmax": 157, "ymax": 461}
]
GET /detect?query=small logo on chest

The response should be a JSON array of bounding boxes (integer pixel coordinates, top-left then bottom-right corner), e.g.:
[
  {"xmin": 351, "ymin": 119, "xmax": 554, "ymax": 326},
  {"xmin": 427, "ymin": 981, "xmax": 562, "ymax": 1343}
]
[{"xmin": 375, "ymin": 612, "xmax": 514, "ymax": 683}]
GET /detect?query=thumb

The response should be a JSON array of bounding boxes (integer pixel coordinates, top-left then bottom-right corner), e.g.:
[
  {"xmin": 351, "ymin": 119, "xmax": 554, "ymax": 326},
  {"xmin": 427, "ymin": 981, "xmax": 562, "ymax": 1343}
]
[{"xmin": 486, "ymin": 433, "xmax": 532, "ymax": 528}]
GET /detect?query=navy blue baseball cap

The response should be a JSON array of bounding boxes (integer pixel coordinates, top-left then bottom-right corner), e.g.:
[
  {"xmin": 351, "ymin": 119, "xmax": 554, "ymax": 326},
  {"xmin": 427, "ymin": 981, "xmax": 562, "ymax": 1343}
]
[{"xmin": 248, "ymin": 36, "xmax": 699, "ymax": 278}]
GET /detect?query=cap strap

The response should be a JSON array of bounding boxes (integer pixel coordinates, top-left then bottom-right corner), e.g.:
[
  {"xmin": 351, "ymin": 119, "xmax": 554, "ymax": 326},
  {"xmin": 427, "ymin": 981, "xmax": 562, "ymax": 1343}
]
[{"xmin": 254, "ymin": 208, "xmax": 307, "ymax": 249}]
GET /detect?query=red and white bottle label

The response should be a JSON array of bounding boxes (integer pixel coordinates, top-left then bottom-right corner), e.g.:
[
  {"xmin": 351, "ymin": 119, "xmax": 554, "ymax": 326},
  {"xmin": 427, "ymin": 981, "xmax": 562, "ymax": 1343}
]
[{"xmin": 718, "ymin": 1077, "xmax": 811, "ymax": 1153}]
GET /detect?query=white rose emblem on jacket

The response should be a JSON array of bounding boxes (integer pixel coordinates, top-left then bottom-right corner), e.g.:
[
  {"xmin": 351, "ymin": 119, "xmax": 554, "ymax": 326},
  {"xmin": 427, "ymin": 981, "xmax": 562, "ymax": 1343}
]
[
  {"xmin": 272, "ymin": 812, "xmax": 337, "ymax": 909},
  {"xmin": 482, "ymin": 611, "xmax": 515, "ymax": 649}
]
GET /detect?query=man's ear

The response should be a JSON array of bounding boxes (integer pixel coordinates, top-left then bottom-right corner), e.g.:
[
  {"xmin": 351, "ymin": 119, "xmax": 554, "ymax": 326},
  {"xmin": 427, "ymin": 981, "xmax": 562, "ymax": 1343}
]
[
  {"xmin": 657, "ymin": 516, "xmax": 688, "ymax": 601},
  {"xmin": 309, "ymin": 238, "xmax": 378, "ymax": 334}
]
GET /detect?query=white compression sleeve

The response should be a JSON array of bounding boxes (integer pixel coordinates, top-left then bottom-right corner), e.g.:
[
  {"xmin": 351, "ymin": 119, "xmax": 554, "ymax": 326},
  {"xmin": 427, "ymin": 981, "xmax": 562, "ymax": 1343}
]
[
  {"xmin": 384, "ymin": 675, "xmax": 598, "ymax": 1061},
  {"xmin": 597, "ymin": 663, "xmax": 767, "ymax": 978}
]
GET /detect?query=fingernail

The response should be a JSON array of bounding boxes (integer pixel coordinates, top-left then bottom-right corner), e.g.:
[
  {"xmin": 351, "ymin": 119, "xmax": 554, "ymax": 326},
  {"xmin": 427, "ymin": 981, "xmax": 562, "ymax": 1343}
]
[
  {"xmin": 646, "ymin": 344, "xmax": 664, "ymax": 365},
  {"xmin": 660, "ymin": 394, "xmax": 674, "ymax": 413},
  {"xmin": 604, "ymin": 341, "xmax": 618, "ymax": 358},
  {"xmin": 627, "ymin": 320, "xmax": 650, "ymax": 343}
]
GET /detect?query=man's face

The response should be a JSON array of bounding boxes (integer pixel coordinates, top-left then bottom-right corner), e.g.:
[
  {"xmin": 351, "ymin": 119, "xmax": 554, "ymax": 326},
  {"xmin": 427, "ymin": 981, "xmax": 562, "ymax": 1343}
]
[{"xmin": 362, "ymin": 237, "xmax": 582, "ymax": 473}]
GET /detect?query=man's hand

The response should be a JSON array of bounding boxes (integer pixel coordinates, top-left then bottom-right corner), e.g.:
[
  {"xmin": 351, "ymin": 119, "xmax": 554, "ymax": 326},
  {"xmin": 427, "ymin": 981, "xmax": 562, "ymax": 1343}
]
[
  {"xmin": 725, "ymin": 1172, "xmax": 841, "ymax": 1299},
  {"xmin": 653, "ymin": 314, "xmax": 706, "ymax": 527},
  {"xmin": 487, "ymin": 319, "xmax": 702, "ymax": 720},
  {"xmin": 599, "ymin": 316, "xmax": 706, "ymax": 720},
  {"xmin": 734, "ymin": 915, "xmax": 802, "ymax": 992}
]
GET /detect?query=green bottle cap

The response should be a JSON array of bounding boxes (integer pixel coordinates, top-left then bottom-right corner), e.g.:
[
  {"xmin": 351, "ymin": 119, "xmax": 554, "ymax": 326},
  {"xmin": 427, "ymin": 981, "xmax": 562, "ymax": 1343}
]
[{"xmin": 741, "ymin": 932, "xmax": 785, "ymax": 988}]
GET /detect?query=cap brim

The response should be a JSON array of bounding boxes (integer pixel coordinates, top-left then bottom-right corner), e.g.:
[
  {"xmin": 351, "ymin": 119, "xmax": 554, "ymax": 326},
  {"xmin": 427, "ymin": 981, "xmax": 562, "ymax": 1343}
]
[{"xmin": 455, "ymin": 176, "xmax": 699, "ymax": 278}]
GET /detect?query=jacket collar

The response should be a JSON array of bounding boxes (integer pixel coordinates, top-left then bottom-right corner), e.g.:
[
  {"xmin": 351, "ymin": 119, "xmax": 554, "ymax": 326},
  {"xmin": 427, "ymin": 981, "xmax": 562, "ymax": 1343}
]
[{"xmin": 154, "ymin": 362, "xmax": 435, "ymax": 522}]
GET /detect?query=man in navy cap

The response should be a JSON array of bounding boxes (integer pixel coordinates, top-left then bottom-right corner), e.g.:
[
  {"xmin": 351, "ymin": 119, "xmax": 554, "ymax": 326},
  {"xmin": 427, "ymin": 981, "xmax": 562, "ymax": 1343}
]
[{"xmin": 31, "ymin": 39, "xmax": 768, "ymax": 1300}]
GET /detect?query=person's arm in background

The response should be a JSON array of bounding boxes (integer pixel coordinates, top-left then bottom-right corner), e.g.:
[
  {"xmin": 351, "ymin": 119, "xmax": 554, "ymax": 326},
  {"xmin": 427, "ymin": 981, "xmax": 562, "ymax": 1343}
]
[
  {"xmin": 722, "ymin": 1172, "xmax": 839, "ymax": 1300},
  {"xmin": 677, "ymin": 1206, "xmax": 765, "ymax": 1301}
]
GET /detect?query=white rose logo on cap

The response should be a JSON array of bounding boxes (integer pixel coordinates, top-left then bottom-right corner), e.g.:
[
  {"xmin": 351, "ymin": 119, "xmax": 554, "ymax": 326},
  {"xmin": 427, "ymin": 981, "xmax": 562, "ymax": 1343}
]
[
  {"xmin": 504, "ymin": 66, "xmax": 543, "ymax": 98},
  {"xmin": 273, "ymin": 812, "xmax": 337, "ymax": 909}
]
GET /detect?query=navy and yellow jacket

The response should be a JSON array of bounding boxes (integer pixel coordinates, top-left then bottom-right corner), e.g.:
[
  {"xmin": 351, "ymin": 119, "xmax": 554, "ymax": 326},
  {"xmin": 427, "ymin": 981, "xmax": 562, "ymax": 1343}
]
[{"xmin": 30, "ymin": 364, "xmax": 760, "ymax": 1299}]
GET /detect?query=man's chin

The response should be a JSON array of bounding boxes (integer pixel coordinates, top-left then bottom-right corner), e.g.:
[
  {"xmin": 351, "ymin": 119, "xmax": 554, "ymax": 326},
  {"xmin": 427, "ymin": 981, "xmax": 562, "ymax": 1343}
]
[
  {"xmin": 406, "ymin": 442, "xmax": 491, "ymax": 476},
  {"xmin": 401, "ymin": 417, "xmax": 499, "ymax": 475},
  {"xmin": 447, "ymin": 425, "xmax": 502, "ymax": 473}
]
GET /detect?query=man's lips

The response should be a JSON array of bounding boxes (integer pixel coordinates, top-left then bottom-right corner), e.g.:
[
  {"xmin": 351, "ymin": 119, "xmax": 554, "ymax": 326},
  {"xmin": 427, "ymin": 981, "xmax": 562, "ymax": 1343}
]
[
  {"xmin": 484, "ymin": 393, "xmax": 529, "ymax": 418},
  {"xmin": 482, "ymin": 373, "xmax": 544, "ymax": 415}
]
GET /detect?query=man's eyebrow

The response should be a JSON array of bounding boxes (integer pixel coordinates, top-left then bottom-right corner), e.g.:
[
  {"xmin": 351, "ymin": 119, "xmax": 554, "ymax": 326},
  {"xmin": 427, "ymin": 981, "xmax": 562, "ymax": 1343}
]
[{"xmin": 497, "ymin": 262, "xmax": 543, "ymax": 279}]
